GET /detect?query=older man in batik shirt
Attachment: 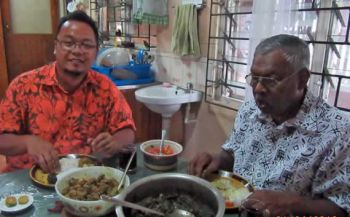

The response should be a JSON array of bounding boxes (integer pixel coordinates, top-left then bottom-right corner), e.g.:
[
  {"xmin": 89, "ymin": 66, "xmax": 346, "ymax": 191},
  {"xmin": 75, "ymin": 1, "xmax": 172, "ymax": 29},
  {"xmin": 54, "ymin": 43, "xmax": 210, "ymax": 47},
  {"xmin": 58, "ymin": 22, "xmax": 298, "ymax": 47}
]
[{"xmin": 189, "ymin": 34, "xmax": 349, "ymax": 216}]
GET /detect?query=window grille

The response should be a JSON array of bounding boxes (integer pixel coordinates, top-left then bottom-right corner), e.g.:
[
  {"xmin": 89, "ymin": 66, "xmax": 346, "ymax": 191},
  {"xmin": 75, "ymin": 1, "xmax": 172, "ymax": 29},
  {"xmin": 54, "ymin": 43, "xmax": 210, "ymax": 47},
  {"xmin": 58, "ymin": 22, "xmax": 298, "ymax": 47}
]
[{"xmin": 205, "ymin": 0, "xmax": 350, "ymax": 112}]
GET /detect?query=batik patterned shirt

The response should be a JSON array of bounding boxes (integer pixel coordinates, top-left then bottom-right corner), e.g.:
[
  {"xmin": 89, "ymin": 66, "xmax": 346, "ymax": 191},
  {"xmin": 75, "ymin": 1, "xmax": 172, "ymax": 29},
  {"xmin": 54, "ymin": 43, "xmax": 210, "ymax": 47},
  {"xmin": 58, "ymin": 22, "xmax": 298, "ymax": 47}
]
[
  {"xmin": 222, "ymin": 90, "xmax": 350, "ymax": 213},
  {"xmin": 0, "ymin": 62, "xmax": 135, "ymax": 172}
]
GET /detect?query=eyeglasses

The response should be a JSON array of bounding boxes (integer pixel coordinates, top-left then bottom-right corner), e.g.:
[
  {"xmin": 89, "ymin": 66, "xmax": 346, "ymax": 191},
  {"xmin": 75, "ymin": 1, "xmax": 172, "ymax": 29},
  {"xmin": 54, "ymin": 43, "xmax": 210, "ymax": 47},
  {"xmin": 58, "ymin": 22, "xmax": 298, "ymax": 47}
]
[
  {"xmin": 245, "ymin": 70, "xmax": 300, "ymax": 90},
  {"xmin": 56, "ymin": 39, "xmax": 97, "ymax": 52}
]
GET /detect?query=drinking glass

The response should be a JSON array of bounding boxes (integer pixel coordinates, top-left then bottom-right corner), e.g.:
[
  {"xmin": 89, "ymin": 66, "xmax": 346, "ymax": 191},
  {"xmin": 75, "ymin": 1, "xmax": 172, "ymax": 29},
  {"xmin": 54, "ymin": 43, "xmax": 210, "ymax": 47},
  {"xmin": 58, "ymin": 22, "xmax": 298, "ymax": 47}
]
[
  {"xmin": 239, "ymin": 198, "xmax": 267, "ymax": 217},
  {"xmin": 117, "ymin": 144, "xmax": 137, "ymax": 173}
]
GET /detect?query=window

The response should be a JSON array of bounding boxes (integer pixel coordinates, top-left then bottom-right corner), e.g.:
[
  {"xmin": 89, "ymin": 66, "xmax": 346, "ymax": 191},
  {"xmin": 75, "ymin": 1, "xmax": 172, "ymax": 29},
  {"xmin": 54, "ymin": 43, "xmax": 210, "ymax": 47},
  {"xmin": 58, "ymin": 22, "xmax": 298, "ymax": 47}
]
[
  {"xmin": 206, "ymin": 0, "xmax": 350, "ymax": 112},
  {"xmin": 89, "ymin": 0, "xmax": 157, "ymax": 48}
]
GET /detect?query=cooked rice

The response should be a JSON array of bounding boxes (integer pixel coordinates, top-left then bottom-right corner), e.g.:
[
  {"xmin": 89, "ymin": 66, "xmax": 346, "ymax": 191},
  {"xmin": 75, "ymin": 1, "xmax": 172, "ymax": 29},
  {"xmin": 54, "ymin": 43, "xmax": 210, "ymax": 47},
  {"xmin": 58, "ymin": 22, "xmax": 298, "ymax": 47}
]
[{"xmin": 59, "ymin": 158, "xmax": 79, "ymax": 172}]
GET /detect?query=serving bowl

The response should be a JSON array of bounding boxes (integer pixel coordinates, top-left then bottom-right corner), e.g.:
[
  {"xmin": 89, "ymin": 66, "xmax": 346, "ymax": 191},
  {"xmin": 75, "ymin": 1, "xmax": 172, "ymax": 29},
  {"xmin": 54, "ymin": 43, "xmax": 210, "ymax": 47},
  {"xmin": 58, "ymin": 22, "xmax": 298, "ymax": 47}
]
[
  {"xmin": 140, "ymin": 139, "xmax": 183, "ymax": 171},
  {"xmin": 55, "ymin": 166, "xmax": 130, "ymax": 217},
  {"xmin": 115, "ymin": 173, "xmax": 225, "ymax": 217}
]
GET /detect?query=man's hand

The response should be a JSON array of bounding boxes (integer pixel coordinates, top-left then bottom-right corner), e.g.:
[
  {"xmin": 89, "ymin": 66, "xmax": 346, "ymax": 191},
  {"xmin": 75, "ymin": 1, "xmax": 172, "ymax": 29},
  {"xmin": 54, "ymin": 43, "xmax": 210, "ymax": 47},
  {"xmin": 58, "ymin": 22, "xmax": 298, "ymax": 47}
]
[
  {"xmin": 188, "ymin": 152, "xmax": 221, "ymax": 177},
  {"xmin": 188, "ymin": 150, "xmax": 234, "ymax": 177},
  {"xmin": 246, "ymin": 190, "xmax": 347, "ymax": 217},
  {"xmin": 245, "ymin": 190, "xmax": 300, "ymax": 216},
  {"xmin": 89, "ymin": 132, "xmax": 123, "ymax": 158},
  {"xmin": 25, "ymin": 136, "xmax": 59, "ymax": 173}
]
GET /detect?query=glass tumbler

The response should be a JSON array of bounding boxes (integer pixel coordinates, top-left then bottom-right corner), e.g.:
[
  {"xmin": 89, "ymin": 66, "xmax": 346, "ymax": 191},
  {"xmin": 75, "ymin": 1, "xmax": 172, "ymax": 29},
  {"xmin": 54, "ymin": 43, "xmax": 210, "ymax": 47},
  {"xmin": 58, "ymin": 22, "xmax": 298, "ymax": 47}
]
[
  {"xmin": 239, "ymin": 198, "xmax": 267, "ymax": 217},
  {"xmin": 117, "ymin": 144, "xmax": 137, "ymax": 173}
]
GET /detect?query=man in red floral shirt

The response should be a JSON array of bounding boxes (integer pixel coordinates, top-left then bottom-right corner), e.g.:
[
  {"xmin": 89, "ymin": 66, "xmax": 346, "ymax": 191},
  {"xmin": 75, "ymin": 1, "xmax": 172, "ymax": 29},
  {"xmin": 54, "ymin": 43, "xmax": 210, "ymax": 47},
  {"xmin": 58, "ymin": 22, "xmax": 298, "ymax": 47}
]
[{"xmin": 0, "ymin": 11, "xmax": 135, "ymax": 173}]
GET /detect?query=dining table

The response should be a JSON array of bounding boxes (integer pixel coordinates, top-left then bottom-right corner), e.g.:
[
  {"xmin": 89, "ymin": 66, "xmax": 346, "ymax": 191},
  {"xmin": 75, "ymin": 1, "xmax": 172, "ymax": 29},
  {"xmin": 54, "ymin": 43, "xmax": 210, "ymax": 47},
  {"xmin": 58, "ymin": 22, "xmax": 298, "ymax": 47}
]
[{"xmin": 0, "ymin": 150, "xmax": 239, "ymax": 217}]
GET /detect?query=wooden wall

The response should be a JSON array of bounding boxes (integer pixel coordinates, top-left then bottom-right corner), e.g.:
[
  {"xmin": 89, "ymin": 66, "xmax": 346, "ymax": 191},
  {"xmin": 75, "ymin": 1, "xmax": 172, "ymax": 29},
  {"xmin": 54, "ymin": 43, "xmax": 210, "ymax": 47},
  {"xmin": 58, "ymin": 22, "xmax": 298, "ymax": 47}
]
[
  {"xmin": 0, "ymin": 10, "xmax": 8, "ymax": 172},
  {"xmin": 0, "ymin": 10, "xmax": 9, "ymax": 98},
  {"xmin": 121, "ymin": 88, "xmax": 162, "ymax": 143}
]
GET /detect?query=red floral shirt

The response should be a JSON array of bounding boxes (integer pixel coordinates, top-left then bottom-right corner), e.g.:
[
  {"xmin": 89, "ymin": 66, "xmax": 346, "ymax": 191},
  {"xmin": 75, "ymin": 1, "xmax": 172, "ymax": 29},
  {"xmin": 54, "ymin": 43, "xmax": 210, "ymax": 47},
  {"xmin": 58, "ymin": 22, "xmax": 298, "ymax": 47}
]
[{"xmin": 0, "ymin": 62, "xmax": 135, "ymax": 172}]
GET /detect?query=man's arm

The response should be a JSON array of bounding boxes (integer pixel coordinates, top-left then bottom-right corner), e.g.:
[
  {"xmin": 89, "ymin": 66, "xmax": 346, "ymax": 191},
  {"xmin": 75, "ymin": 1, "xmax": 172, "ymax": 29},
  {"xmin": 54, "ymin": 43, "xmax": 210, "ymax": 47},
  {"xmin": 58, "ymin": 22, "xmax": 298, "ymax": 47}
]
[
  {"xmin": 248, "ymin": 190, "xmax": 347, "ymax": 216},
  {"xmin": 0, "ymin": 134, "xmax": 59, "ymax": 172},
  {"xmin": 291, "ymin": 196, "xmax": 347, "ymax": 216},
  {"xmin": 112, "ymin": 127, "xmax": 135, "ymax": 148},
  {"xmin": 217, "ymin": 149, "xmax": 235, "ymax": 172},
  {"xmin": 90, "ymin": 127, "xmax": 135, "ymax": 158},
  {"xmin": 188, "ymin": 149, "xmax": 234, "ymax": 176},
  {"xmin": 0, "ymin": 134, "xmax": 29, "ymax": 155}
]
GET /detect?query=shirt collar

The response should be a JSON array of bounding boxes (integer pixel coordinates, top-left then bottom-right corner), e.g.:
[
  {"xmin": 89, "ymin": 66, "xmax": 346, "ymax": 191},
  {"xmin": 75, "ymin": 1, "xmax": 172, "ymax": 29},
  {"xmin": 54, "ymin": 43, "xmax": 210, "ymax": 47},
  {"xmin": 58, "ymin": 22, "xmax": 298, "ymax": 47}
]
[
  {"xmin": 249, "ymin": 90, "xmax": 321, "ymax": 133},
  {"xmin": 39, "ymin": 61, "xmax": 99, "ymax": 88}
]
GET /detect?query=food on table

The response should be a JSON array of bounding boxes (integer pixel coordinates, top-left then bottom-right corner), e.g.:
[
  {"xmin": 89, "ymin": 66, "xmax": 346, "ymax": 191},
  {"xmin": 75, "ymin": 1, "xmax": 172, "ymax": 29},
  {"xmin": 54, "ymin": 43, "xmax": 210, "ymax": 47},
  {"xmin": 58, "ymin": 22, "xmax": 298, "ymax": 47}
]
[
  {"xmin": 145, "ymin": 144, "xmax": 174, "ymax": 155},
  {"xmin": 61, "ymin": 175, "xmax": 120, "ymax": 201},
  {"xmin": 5, "ymin": 196, "xmax": 17, "ymax": 207},
  {"xmin": 48, "ymin": 173, "xmax": 57, "ymax": 184},
  {"xmin": 59, "ymin": 158, "xmax": 79, "ymax": 172},
  {"xmin": 34, "ymin": 168, "xmax": 49, "ymax": 185},
  {"xmin": 47, "ymin": 200, "xmax": 64, "ymax": 213},
  {"xmin": 33, "ymin": 156, "xmax": 98, "ymax": 186},
  {"xmin": 130, "ymin": 192, "xmax": 215, "ymax": 217},
  {"xmin": 18, "ymin": 195, "xmax": 29, "ymax": 205},
  {"xmin": 78, "ymin": 157, "xmax": 96, "ymax": 167},
  {"xmin": 211, "ymin": 177, "xmax": 250, "ymax": 208}
]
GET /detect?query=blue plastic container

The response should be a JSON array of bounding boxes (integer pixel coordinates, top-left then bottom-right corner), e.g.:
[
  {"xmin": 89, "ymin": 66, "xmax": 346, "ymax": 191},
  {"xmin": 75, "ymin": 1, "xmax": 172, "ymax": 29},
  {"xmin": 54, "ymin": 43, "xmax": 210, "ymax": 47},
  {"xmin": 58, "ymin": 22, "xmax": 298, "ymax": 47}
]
[
  {"xmin": 113, "ymin": 63, "xmax": 152, "ymax": 79},
  {"xmin": 91, "ymin": 63, "xmax": 155, "ymax": 86}
]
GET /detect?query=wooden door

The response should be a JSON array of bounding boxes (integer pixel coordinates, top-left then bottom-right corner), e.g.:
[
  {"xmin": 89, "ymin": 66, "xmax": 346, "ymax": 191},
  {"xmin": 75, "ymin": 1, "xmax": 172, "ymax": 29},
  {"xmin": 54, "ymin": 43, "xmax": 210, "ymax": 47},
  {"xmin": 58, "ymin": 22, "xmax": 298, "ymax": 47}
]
[
  {"xmin": 0, "ymin": 10, "xmax": 8, "ymax": 97},
  {"xmin": 1, "ymin": 0, "xmax": 58, "ymax": 81},
  {"xmin": 121, "ymin": 88, "xmax": 162, "ymax": 143}
]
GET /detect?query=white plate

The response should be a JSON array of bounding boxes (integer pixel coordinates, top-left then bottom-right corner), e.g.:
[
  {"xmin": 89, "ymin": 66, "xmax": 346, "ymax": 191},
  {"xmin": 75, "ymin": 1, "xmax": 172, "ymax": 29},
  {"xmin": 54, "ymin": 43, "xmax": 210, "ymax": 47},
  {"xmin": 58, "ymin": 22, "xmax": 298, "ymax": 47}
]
[{"xmin": 0, "ymin": 194, "xmax": 34, "ymax": 213}]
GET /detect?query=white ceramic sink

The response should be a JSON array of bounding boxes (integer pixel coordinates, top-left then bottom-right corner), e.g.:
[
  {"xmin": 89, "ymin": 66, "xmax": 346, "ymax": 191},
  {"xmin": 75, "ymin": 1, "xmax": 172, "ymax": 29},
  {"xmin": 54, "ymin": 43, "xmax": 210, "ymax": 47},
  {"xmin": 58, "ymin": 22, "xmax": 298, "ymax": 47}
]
[{"xmin": 135, "ymin": 84, "xmax": 202, "ymax": 118}]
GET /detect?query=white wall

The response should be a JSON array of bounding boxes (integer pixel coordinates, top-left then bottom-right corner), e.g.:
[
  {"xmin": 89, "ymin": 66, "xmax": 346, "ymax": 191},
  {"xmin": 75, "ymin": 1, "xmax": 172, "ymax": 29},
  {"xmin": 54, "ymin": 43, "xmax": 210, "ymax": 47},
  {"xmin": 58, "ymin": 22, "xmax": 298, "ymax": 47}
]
[{"xmin": 154, "ymin": 0, "xmax": 237, "ymax": 159}]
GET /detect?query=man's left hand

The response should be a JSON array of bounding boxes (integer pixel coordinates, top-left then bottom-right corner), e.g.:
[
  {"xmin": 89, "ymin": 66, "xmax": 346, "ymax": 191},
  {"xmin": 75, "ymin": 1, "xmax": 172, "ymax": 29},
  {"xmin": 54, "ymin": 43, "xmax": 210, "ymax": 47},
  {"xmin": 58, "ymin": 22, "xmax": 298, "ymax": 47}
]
[
  {"xmin": 245, "ymin": 190, "xmax": 300, "ymax": 217},
  {"xmin": 88, "ymin": 132, "xmax": 123, "ymax": 158}
]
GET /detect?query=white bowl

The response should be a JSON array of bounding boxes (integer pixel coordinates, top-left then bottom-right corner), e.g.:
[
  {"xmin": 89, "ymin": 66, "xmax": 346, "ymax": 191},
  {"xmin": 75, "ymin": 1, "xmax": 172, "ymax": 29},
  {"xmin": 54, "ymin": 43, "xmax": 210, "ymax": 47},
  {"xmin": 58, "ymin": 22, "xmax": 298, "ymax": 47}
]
[
  {"xmin": 140, "ymin": 139, "xmax": 183, "ymax": 171},
  {"xmin": 55, "ymin": 166, "xmax": 130, "ymax": 217}
]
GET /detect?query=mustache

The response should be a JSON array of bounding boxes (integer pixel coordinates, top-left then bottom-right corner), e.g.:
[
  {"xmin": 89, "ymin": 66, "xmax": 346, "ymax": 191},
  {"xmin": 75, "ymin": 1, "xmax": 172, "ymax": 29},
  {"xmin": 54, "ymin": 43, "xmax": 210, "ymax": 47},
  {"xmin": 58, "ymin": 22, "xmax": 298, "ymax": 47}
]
[
  {"xmin": 254, "ymin": 94, "xmax": 265, "ymax": 101},
  {"xmin": 254, "ymin": 94, "xmax": 269, "ymax": 105}
]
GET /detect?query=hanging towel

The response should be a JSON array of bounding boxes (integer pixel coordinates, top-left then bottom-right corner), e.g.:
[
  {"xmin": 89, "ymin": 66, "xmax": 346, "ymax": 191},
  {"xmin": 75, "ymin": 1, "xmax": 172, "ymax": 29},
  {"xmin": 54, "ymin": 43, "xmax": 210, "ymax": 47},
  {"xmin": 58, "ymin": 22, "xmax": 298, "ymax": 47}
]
[
  {"xmin": 171, "ymin": 4, "xmax": 201, "ymax": 57},
  {"xmin": 132, "ymin": 0, "xmax": 169, "ymax": 25}
]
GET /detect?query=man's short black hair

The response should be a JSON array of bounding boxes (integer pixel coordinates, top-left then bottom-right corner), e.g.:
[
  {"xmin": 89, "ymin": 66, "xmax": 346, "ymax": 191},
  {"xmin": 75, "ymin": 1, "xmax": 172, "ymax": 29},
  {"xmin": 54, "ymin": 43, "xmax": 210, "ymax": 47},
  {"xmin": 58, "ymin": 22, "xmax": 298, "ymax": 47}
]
[{"xmin": 56, "ymin": 11, "xmax": 99, "ymax": 45}]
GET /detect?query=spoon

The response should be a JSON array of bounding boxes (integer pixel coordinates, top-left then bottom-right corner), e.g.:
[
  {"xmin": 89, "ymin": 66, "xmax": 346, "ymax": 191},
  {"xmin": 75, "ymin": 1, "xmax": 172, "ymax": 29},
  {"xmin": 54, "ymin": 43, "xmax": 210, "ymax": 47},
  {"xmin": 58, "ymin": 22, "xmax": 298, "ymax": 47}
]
[
  {"xmin": 117, "ymin": 148, "xmax": 137, "ymax": 192},
  {"xmin": 100, "ymin": 195, "xmax": 164, "ymax": 216},
  {"xmin": 101, "ymin": 195, "xmax": 194, "ymax": 217},
  {"xmin": 159, "ymin": 129, "xmax": 166, "ymax": 155},
  {"xmin": 169, "ymin": 209, "xmax": 195, "ymax": 217}
]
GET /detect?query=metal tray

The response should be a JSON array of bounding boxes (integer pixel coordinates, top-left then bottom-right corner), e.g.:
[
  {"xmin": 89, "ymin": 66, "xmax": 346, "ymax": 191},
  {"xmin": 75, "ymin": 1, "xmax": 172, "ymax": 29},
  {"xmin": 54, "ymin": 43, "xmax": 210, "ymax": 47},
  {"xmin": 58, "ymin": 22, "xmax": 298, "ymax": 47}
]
[
  {"xmin": 205, "ymin": 170, "xmax": 254, "ymax": 212},
  {"xmin": 29, "ymin": 154, "xmax": 102, "ymax": 189}
]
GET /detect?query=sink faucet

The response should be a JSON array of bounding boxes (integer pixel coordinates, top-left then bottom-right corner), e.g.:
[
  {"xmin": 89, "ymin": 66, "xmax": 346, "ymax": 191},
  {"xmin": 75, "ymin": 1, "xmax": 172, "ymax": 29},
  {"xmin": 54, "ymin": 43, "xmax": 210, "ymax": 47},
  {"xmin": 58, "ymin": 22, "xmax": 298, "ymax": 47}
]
[
  {"xmin": 186, "ymin": 82, "xmax": 193, "ymax": 91},
  {"xmin": 176, "ymin": 82, "xmax": 193, "ymax": 93}
]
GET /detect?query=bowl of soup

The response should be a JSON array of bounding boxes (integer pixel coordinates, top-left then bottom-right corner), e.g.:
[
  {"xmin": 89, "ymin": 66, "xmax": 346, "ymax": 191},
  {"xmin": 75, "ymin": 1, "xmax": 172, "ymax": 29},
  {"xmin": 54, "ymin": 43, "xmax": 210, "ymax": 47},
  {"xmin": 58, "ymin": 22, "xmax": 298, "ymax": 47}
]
[
  {"xmin": 140, "ymin": 139, "xmax": 183, "ymax": 171},
  {"xmin": 55, "ymin": 166, "xmax": 130, "ymax": 217}
]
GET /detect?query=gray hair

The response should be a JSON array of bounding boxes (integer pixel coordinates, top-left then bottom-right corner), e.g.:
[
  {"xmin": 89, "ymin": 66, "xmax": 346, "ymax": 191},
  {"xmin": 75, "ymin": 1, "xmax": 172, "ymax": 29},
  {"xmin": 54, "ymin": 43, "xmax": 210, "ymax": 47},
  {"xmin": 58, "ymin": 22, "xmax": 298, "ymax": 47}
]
[{"xmin": 254, "ymin": 34, "xmax": 310, "ymax": 72}]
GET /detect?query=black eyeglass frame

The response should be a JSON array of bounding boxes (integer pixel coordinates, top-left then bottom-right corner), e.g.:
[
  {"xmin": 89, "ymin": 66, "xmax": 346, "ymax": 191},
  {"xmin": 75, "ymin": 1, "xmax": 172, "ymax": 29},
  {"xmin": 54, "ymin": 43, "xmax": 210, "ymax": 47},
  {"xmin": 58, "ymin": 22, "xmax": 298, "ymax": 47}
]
[{"xmin": 56, "ymin": 39, "xmax": 97, "ymax": 52}]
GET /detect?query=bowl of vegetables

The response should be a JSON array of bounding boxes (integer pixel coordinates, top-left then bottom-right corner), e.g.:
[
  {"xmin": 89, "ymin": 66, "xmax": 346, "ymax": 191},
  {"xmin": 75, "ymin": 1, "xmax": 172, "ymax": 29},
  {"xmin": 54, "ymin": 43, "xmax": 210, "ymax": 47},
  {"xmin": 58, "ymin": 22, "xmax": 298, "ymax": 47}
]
[
  {"xmin": 55, "ymin": 166, "xmax": 130, "ymax": 217},
  {"xmin": 140, "ymin": 139, "xmax": 183, "ymax": 171}
]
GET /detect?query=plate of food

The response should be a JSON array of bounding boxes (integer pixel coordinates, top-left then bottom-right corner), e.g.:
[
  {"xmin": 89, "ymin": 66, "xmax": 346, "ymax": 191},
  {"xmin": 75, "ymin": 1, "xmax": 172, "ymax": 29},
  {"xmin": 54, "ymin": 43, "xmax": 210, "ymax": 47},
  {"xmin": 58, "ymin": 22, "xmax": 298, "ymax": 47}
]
[
  {"xmin": 0, "ymin": 194, "xmax": 33, "ymax": 213},
  {"xmin": 29, "ymin": 154, "xmax": 102, "ymax": 188},
  {"xmin": 206, "ymin": 170, "xmax": 253, "ymax": 211}
]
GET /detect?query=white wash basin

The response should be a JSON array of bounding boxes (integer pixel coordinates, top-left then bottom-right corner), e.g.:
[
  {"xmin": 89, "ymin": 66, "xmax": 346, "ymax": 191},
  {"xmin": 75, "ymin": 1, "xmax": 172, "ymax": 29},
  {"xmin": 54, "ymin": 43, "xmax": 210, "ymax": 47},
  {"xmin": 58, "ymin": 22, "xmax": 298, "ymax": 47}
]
[{"xmin": 135, "ymin": 84, "xmax": 202, "ymax": 118}]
